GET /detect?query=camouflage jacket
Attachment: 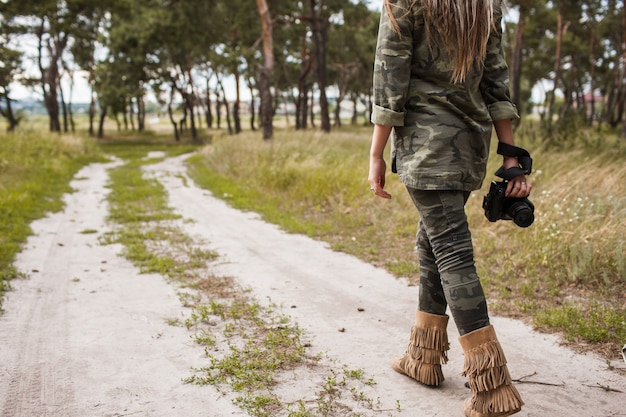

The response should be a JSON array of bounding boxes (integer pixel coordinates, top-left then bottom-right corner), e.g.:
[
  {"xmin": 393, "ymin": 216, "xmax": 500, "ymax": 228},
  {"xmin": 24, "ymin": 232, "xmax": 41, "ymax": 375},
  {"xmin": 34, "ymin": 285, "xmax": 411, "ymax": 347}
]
[{"xmin": 371, "ymin": 0, "xmax": 519, "ymax": 191}]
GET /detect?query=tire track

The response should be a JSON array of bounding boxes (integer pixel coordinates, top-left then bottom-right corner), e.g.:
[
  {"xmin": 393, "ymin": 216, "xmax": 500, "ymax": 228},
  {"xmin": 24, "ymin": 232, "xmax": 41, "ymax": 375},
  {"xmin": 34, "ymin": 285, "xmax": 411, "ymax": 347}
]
[{"xmin": 0, "ymin": 164, "xmax": 103, "ymax": 417}]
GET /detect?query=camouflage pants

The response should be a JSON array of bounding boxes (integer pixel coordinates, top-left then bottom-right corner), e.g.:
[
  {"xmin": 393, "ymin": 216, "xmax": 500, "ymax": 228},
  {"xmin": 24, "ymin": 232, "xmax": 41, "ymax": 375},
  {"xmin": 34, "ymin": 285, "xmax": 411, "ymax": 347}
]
[{"xmin": 406, "ymin": 188, "xmax": 490, "ymax": 336}]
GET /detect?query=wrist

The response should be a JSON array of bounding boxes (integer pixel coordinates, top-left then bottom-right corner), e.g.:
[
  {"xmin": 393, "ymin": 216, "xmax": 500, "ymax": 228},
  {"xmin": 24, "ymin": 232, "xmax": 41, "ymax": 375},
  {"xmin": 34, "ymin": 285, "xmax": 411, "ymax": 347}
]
[{"xmin": 502, "ymin": 156, "xmax": 518, "ymax": 169}]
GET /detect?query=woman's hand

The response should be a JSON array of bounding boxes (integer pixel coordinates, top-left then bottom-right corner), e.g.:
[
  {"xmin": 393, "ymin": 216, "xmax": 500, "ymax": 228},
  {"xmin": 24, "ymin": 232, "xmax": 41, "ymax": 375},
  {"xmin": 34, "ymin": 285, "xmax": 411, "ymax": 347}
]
[
  {"xmin": 368, "ymin": 156, "xmax": 392, "ymax": 199},
  {"xmin": 369, "ymin": 125, "xmax": 393, "ymax": 199},
  {"xmin": 503, "ymin": 156, "xmax": 532, "ymax": 198}
]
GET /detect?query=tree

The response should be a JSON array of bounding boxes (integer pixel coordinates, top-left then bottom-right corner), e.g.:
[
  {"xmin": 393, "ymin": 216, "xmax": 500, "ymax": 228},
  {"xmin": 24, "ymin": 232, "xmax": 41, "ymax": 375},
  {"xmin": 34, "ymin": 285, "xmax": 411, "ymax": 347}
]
[
  {"xmin": 97, "ymin": 0, "xmax": 155, "ymax": 138},
  {"xmin": 507, "ymin": 0, "xmax": 536, "ymax": 119},
  {"xmin": 308, "ymin": 0, "xmax": 331, "ymax": 132},
  {"xmin": 256, "ymin": 0, "xmax": 274, "ymax": 139},
  {"xmin": 216, "ymin": 1, "xmax": 260, "ymax": 135},
  {"xmin": 0, "ymin": 46, "xmax": 23, "ymax": 131},
  {"xmin": 2, "ymin": 0, "xmax": 115, "ymax": 133},
  {"xmin": 16, "ymin": 4, "xmax": 55, "ymax": 131},
  {"xmin": 326, "ymin": 1, "xmax": 377, "ymax": 127},
  {"xmin": 69, "ymin": 0, "xmax": 111, "ymax": 136},
  {"xmin": 10, "ymin": 1, "xmax": 626, "ymax": 139},
  {"xmin": 0, "ymin": 7, "xmax": 24, "ymax": 131}
]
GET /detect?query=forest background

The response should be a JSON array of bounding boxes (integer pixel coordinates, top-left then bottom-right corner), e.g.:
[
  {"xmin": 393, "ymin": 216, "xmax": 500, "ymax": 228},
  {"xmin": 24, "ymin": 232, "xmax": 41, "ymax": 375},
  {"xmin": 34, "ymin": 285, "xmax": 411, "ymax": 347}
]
[
  {"xmin": 3, "ymin": 1, "xmax": 626, "ymax": 140},
  {"xmin": 0, "ymin": 0, "xmax": 625, "ymax": 363}
]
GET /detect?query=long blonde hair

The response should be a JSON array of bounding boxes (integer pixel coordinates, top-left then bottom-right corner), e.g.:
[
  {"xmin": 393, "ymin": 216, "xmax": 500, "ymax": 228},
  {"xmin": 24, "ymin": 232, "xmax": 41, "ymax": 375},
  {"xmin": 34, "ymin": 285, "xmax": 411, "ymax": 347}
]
[{"xmin": 384, "ymin": 0, "xmax": 497, "ymax": 84}]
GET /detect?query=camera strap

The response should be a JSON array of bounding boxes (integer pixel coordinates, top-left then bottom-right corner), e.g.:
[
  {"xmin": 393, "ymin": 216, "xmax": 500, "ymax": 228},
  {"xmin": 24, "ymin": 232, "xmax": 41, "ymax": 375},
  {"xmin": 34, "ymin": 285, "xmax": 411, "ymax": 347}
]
[{"xmin": 494, "ymin": 142, "xmax": 533, "ymax": 181}]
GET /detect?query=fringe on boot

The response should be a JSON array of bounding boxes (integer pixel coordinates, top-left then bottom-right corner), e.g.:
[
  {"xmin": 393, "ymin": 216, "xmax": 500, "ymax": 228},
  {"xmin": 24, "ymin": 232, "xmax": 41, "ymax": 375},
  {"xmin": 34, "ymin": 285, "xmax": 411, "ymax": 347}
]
[
  {"xmin": 392, "ymin": 310, "xmax": 449, "ymax": 386},
  {"xmin": 459, "ymin": 325, "xmax": 524, "ymax": 417}
]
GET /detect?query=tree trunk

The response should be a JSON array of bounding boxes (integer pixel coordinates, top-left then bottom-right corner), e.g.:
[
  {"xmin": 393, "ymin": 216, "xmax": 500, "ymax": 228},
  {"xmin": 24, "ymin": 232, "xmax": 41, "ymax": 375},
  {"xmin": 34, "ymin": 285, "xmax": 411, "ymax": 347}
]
[
  {"xmin": 588, "ymin": 23, "xmax": 596, "ymax": 126},
  {"xmin": 128, "ymin": 98, "xmax": 135, "ymax": 131},
  {"xmin": 247, "ymin": 77, "xmax": 257, "ymax": 131},
  {"xmin": 217, "ymin": 79, "xmax": 233, "ymax": 135},
  {"xmin": 233, "ymin": 99, "xmax": 241, "ymax": 134},
  {"xmin": 309, "ymin": 88, "xmax": 316, "ymax": 128},
  {"xmin": 37, "ymin": 19, "xmax": 66, "ymax": 133},
  {"xmin": 308, "ymin": 0, "xmax": 331, "ymax": 132},
  {"xmin": 332, "ymin": 63, "xmax": 357, "ymax": 127},
  {"xmin": 215, "ymin": 88, "xmax": 222, "ymax": 129},
  {"xmin": 364, "ymin": 94, "xmax": 373, "ymax": 125},
  {"xmin": 122, "ymin": 100, "xmax": 129, "ymax": 130},
  {"xmin": 334, "ymin": 99, "xmax": 341, "ymax": 127},
  {"xmin": 65, "ymin": 68, "xmax": 76, "ymax": 133},
  {"xmin": 184, "ymin": 69, "xmax": 199, "ymax": 142},
  {"xmin": 351, "ymin": 93, "xmax": 358, "ymax": 125},
  {"xmin": 137, "ymin": 94, "xmax": 145, "ymax": 131},
  {"xmin": 180, "ymin": 103, "xmax": 187, "ymax": 134},
  {"xmin": 89, "ymin": 93, "xmax": 96, "ymax": 136},
  {"xmin": 256, "ymin": 0, "xmax": 274, "ymax": 139},
  {"xmin": 98, "ymin": 103, "xmax": 107, "ymax": 138},
  {"xmin": 233, "ymin": 70, "xmax": 242, "ymax": 134},
  {"xmin": 205, "ymin": 79, "xmax": 213, "ymax": 128},
  {"xmin": 197, "ymin": 106, "xmax": 203, "ymax": 129},
  {"xmin": 57, "ymin": 75, "xmax": 67, "ymax": 132},
  {"xmin": 189, "ymin": 95, "xmax": 198, "ymax": 142},
  {"xmin": 607, "ymin": 70, "xmax": 624, "ymax": 128},
  {"xmin": 1, "ymin": 95, "xmax": 19, "ymax": 131},
  {"xmin": 302, "ymin": 83, "xmax": 310, "ymax": 129},
  {"xmin": 297, "ymin": 35, "xmax": 313, "ymax": 130},
  {"xmin": 168, "ymin": 87, "xmax": 180, "ymax": 141},
  {"xmin": 282, "ymin": 93, "xmax": 290, "ymax": 126}
]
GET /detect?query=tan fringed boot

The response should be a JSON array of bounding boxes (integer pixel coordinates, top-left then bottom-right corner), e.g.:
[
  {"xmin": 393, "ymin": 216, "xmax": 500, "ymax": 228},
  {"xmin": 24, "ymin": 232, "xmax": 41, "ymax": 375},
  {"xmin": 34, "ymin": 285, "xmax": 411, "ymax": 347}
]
[
  {"xmin": 459, "ymin": 325, "xmax": 524, "ymax": 417},
  {"xmin": 391, "ymin": 310, "xmax": 450, "ymax": 386}
]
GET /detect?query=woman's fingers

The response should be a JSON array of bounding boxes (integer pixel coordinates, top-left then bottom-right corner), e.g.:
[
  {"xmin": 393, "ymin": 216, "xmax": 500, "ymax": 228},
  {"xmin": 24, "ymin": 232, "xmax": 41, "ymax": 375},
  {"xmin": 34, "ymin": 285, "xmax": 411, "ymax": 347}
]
[{"xmin": 506, "ymin": 179, "xmax": 532, "ymax": 198}]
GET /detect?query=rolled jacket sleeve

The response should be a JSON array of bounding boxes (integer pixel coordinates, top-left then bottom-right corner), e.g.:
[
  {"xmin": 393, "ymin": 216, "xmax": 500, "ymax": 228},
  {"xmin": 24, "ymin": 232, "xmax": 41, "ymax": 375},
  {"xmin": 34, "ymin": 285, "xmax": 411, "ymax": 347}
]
[
  {"xmin": 488, "ymin": 101, "xmax": 519, "ymax": 121},
  {"xmin": 371, "ymin": 0, "xmax": 414, "ymax": 126},
  {"xmin": 371, "ymin": 104, "xmax": 405, "ymax": 126}
]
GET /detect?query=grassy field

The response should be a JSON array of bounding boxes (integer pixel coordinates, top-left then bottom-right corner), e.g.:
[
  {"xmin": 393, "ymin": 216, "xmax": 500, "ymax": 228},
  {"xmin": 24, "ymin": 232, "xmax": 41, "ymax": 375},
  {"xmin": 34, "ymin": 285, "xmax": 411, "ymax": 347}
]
[{"xmin": 1, "ymin": 116, "xmax": 624, "ymax": 361}]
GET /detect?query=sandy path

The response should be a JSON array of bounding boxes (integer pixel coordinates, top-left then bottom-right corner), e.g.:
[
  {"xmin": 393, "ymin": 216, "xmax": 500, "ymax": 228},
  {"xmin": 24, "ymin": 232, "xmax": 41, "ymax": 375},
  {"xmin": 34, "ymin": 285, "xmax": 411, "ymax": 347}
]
[
  {"xmin": 0, "ymin": 161, "xmax": 241, "ymax": 417},
  {"xmin": 0, "ymin": 154, "xmax": 625, "ymax": 416}
]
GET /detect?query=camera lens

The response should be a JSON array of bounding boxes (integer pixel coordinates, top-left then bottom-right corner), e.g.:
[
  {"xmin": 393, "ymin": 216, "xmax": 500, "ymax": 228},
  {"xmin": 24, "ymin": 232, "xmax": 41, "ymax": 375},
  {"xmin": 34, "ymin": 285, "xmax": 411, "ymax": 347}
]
[{"xmin": 509, "ymin": 202, "xmax": 534, "ymax": 228}]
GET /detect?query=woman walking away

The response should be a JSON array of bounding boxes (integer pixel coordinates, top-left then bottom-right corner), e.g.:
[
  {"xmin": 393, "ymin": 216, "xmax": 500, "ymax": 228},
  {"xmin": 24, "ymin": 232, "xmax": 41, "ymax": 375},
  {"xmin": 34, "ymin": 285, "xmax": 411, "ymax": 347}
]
[{"xmin": 368, "ymin": 1, "xmax": 529, "ymax": 416}]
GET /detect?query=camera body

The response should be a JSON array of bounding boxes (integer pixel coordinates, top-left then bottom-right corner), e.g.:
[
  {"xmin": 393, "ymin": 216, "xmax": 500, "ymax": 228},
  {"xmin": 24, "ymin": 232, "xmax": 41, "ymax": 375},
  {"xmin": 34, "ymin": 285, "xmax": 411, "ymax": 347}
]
[{"xmin": 483, "ymin": 181, "xmax": 535, "ymax": 228}]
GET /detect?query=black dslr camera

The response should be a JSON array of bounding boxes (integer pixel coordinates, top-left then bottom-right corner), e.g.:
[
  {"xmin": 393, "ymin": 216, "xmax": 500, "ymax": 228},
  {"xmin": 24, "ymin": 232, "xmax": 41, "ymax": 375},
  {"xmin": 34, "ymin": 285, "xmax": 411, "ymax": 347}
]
[
  {"xmin": 482, "ymin": 142, "xmax": 535, "ymax": 228},
  {"xmin": 483, "ymin": 181, "xmax": 535, "ymax": 227}
]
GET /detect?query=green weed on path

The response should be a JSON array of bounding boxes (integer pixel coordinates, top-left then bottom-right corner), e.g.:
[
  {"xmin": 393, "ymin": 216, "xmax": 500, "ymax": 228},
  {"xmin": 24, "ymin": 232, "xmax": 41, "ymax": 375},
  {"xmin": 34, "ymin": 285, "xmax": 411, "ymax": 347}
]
[
  {"xmin": 187, "ymin": 126, "xmax": 626, "ymax": 362},
  {"xmin": 103, "ymin": 143, "xmax": 387, "ymax": 417},
  {"xmin": 0, "ymin": 131, "xmax": 104, "ymax": 309}
]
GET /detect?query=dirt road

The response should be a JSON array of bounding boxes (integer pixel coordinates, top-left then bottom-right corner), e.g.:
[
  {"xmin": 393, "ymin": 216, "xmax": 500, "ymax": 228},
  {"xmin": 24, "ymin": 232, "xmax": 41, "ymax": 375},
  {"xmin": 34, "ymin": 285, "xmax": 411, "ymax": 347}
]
[{"xmin": 0, "ymin": 154, "xmax": 624, "ymax": 417}]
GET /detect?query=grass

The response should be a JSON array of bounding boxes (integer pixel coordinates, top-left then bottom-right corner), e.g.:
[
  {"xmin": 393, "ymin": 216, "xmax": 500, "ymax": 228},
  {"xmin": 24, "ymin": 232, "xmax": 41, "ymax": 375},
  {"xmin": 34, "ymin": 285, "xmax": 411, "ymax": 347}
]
[
  {"xmin": 99, "ymin": 141, "xmax": 215, "ymax": 278},
  {"xmin": 0, "ymin": 130, "xmax": 104, "ymax": 307},
  {"xmin": 187, "ymin": 125, "xmax": 626, "ymax": 360}
]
